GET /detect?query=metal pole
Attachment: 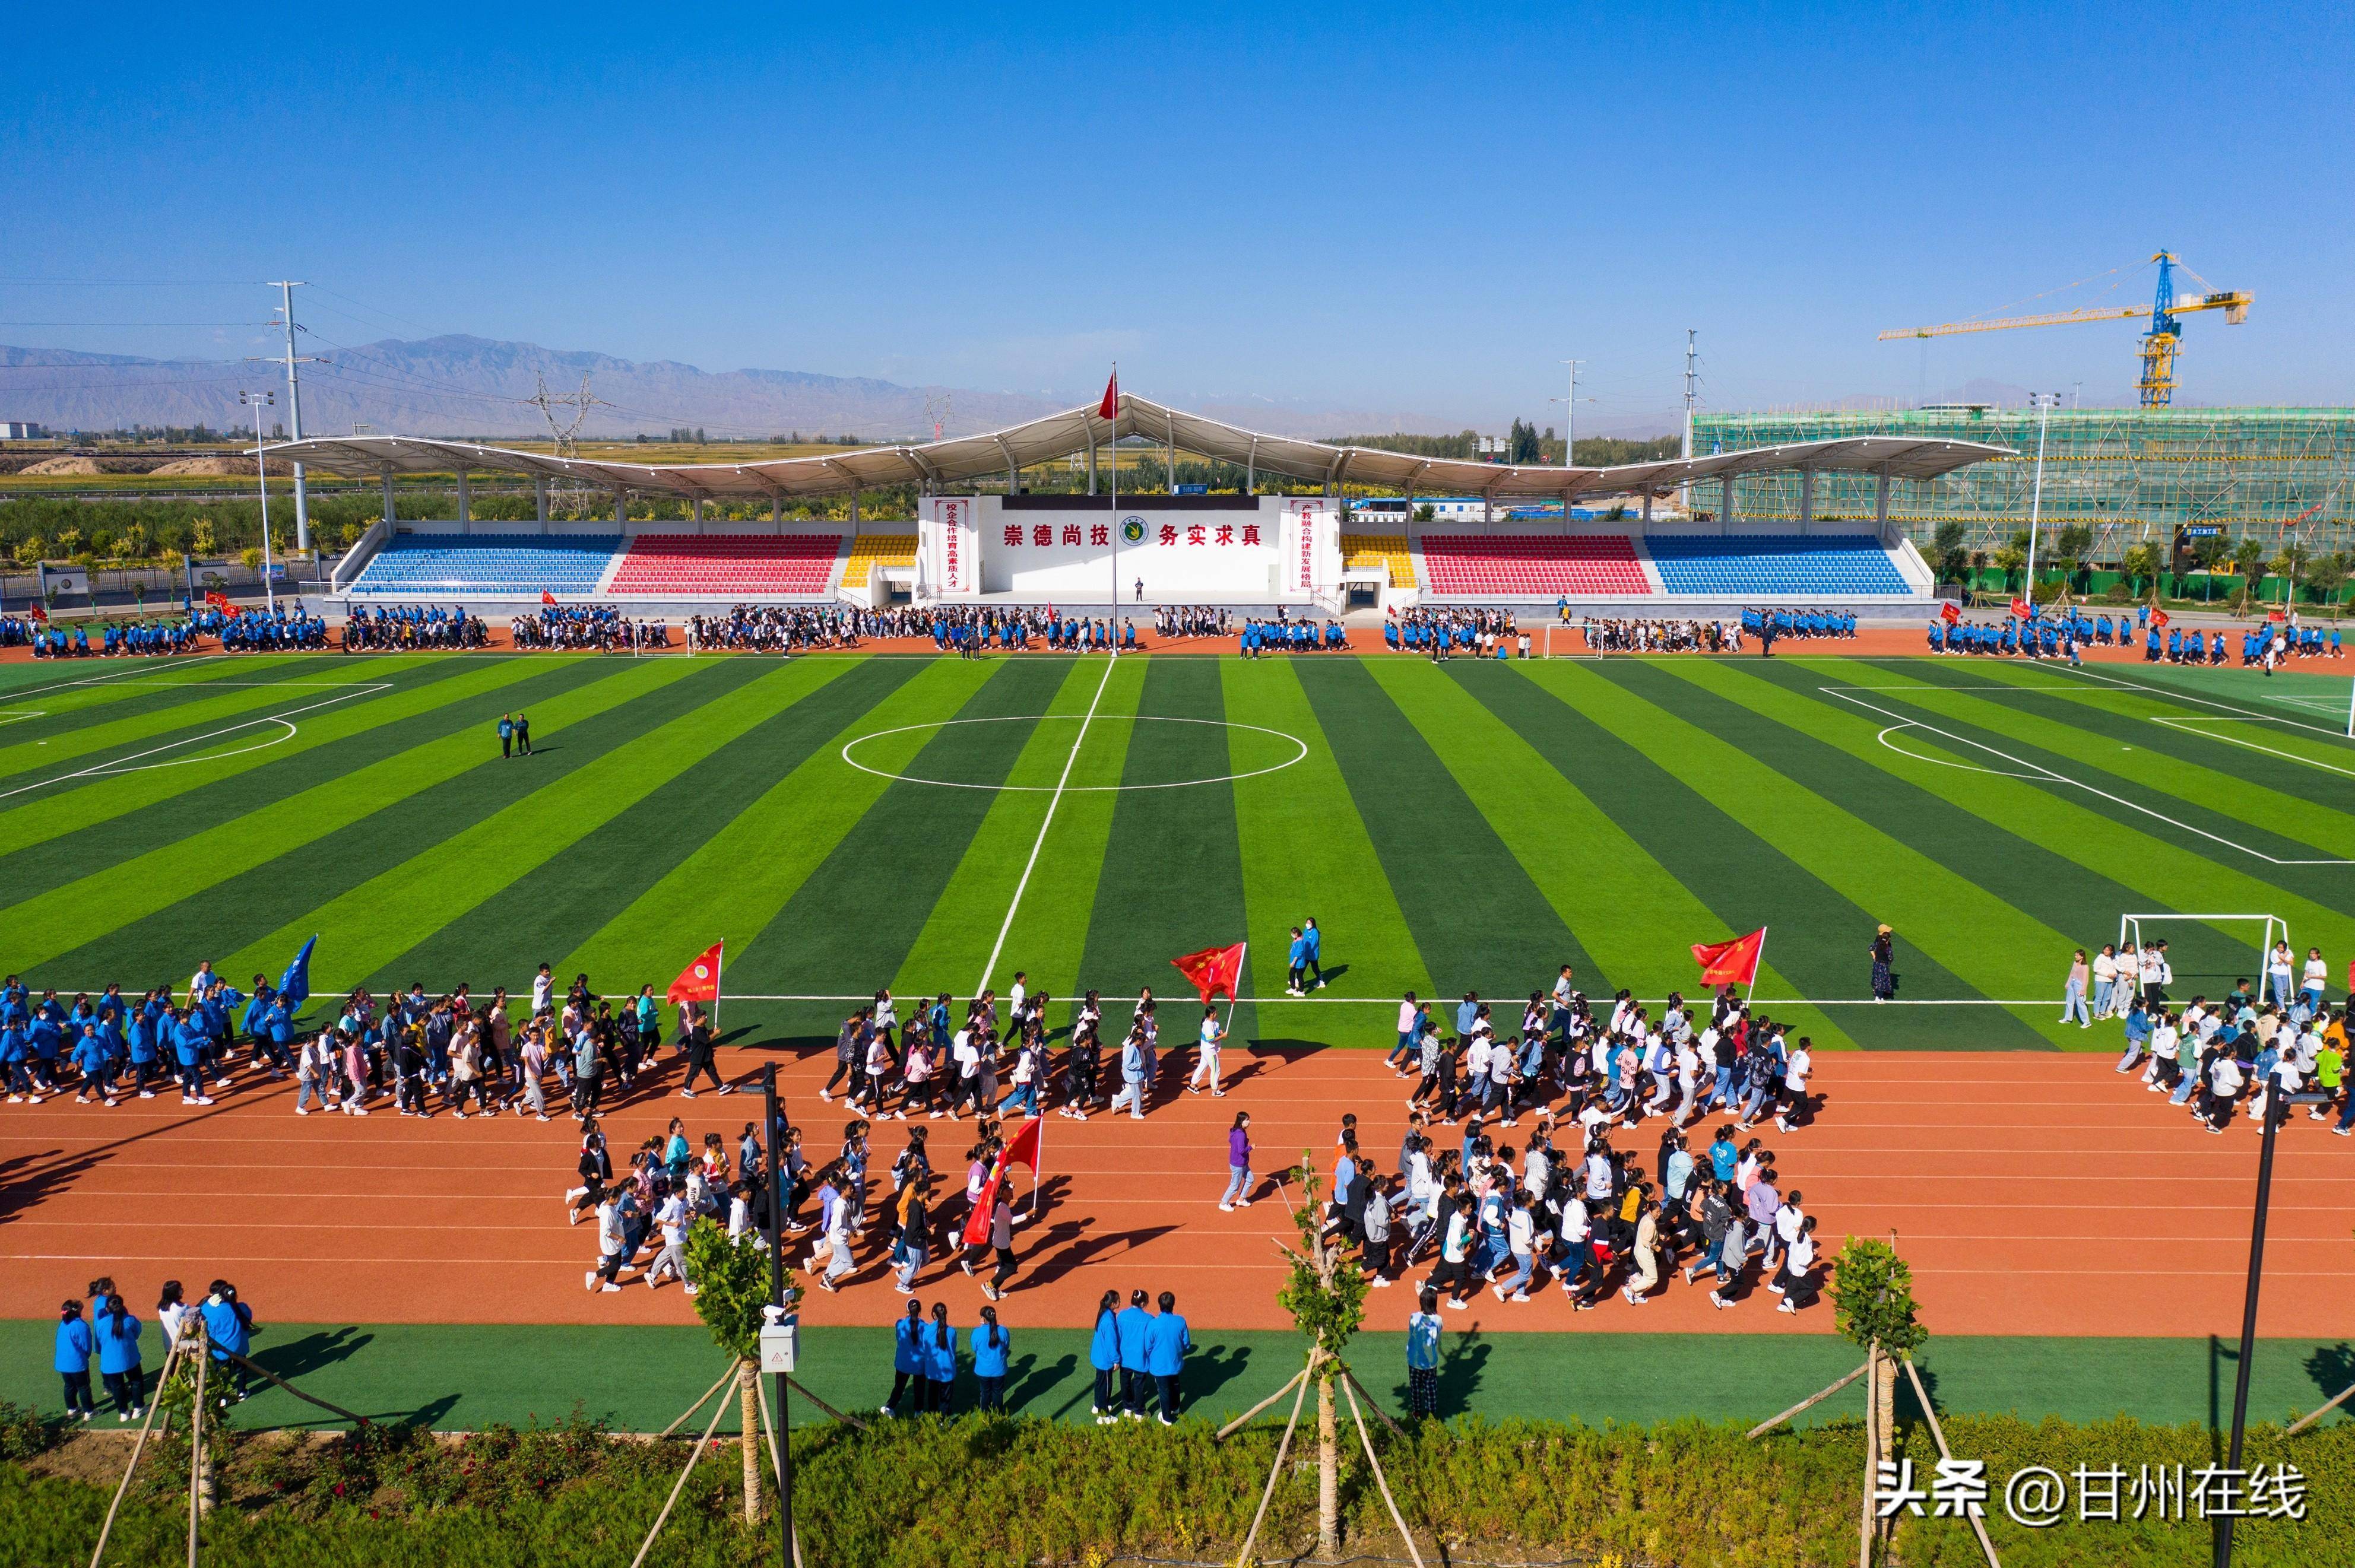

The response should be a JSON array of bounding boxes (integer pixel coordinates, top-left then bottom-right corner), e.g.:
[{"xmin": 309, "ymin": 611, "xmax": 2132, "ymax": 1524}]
[
  {"xmin": 2217, "ymin": 1081, "xmax": 2283, "ymax": 1568},
  {"xmin": 2023, "ymin": 393, "xmax": 2055, "ymax": 612},
  {"xmin": 276, "ymin": 281, "xmax": 309, "ymax": 552},
  {"xmin": 1108, "ymin": 369, "xmax": 1118, "ymax": 644},
  {"xmin": 763, "ymin": 1065, "xmax": 795, "ymax": 1567}
]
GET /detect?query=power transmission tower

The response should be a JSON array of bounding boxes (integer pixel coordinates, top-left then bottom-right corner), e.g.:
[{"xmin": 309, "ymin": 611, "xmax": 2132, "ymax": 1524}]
[
  {"xmin": 244, "ymin": 283, "xmax": 324, "ymax": 552},
  {"xmin": 530, "ymin": 374, "xmax": 597, "ymax": 456},
  {"xmin": 923, "ymin": 391, "xmax": 953, "ymax": 442}
]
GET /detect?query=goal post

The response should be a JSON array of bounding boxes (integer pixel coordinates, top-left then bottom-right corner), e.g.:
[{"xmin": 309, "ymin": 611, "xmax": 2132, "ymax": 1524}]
[
  {"xmin": 2116, "ymin": 913, "xmax": 2289, "ymax": 997},
  {"xmin": 1542, "ymin": 623, "xmax": 1606, "ymax": 659}
]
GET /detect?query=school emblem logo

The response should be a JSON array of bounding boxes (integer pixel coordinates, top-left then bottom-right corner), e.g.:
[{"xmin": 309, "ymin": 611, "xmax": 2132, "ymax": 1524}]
[
  {"xmin": 1121, "ymin": 517, "xmax": 1146, "ymax": 544},
  {"xmin": 693, "ymin": 964, "xmax": 710, "ymax": 980}
]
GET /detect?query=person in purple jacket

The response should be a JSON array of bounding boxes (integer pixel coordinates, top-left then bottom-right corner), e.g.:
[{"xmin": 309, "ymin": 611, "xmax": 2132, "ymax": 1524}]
[{"xmin": 1219, "ymin": 1110, "xmax": 1254, "ymax": 1210}]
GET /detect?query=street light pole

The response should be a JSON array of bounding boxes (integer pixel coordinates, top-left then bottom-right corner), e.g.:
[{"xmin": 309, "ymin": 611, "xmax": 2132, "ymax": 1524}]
[
  {"xmin": 240, "ymin": 390, "xmax": 277, "ymax": 615},
  {"xmin": 2021, "ymin": 392, "xmax": 2059, "ymax": 614}
]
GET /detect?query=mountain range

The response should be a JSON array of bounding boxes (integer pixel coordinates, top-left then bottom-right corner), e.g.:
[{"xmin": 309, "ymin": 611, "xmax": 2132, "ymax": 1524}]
[{"xmin": 0, "ymin": 335, "xmax": 1681, "ymax": 444}]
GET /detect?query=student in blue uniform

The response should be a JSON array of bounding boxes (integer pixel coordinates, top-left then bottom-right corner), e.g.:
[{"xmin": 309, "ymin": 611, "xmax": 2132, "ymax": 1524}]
[
  {"xmin": 969, "ymin": 1305, "xmax": 1012, "ymax": 1413},
  {"xmin": 55, "ymin": 1297, "xmax": 97, "ymax": 1421},
  {"xmin": 883, "ymin": 1297, "xmax": 925, "ymax": 1416},
  {"xmin": 196, "ymin": 1280, "xmax": 257, "ymax": 1402},
  {"xmin": 921, "ymin": 1300, "xmax": 958, "ymax": 1412},
  {"xmin": 94, "ymin": 1293, "xmax": 146, "ymax": 1421},
  {"xmin": 1144, "ymin": 1291, "xmax": 1190, "ymax": 1424},
  {"xmin": 1114, "ymin": 1287, "xmax": 1153, "ymax": 1418},
  {"xmin": 1088, "ymin": 1288, "xmax": 1121, "ymax": 1423}
]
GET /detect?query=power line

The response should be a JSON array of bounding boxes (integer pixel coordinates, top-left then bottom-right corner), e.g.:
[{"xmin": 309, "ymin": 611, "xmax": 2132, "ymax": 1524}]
[{"xmin": 0, "ymin": 320, "xmax": 278, "ymax": 328}]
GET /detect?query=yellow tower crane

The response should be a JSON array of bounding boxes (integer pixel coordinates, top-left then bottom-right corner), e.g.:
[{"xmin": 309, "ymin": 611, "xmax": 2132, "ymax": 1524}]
[{"xmin": 1879, "ymin": 251, "xmax": 2250, "ymax": 407}]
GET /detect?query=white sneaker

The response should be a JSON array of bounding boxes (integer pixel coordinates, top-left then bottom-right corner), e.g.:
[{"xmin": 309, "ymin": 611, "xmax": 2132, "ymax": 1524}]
[
  {"xmin": 1219, "ymin": 1201, "xmax": 1234, "ymax": 1212},
  {"xmin": 1446, "ymin": 1297, "xmax": 1468, "ymax": 1311},
  {"xmin": 585, "ymin": 1271, "xmax": 597, "ymax": 1291}
]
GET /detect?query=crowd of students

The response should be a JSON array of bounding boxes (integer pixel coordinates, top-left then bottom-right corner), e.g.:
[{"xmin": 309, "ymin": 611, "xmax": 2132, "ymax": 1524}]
[
  {"xmin": 683, "ymin": 606, "xmax": 875, "ymax": 652},
  {"xmin": 214, "ymin": 605, "xmax": 332, "ymax": 652},
  {"xmin": 933, "ymin": 612, "xmax": 1136, "ymax": 654},
  {"xmin": 1744, "ymin": 607, "xmax": 1857, "ymax": 642},
  {"xmin": 510, "ymin": 605, "xmax": 671, "ymax": 651},
  {"xmin": 340, "ymin": 604, "xmax": 492, "ymax": 650},
  {"xmin": 53, "ymin": 1277, "xmax": 260, "ymax": 1423},
  {"xmin": 1386, "ymin": 608, "xmax": 1526, "ymax": 658},
  {"xmin": 2086, "ymin": 939, "xmax": 2350, "ymax": 1135},
  {"xmin": 1239, "ymin": 616, "xmax": 1348, "ymax": 655},
  {"xmin": 22, "ymin": 616, "xmax": 204, "ymax": 656},
  {"xmin": 1577, "ymin": 618, "xmax": 1739, "ymax": 653},
  {"xmin": 1152, "ymin": 605, "xmax": 1234, "ymax": 640}
]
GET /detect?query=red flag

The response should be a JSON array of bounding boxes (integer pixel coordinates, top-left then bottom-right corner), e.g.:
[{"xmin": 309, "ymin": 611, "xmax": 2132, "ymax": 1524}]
[
  {"xmin": 1691, "ymin": 928, "xmax": 1767, "ymax": 988},
  {"xmin": 1939, "ymin": 602, "xmax": 1960, "ymax": 626},
  {"xmin": 2150, "ymin": 608, "xmax": 2170, "ymax": 629},
  {"xmin": 961, "ymin": 1165, "xmax": 1007, "ymax": 1248},
  {"xmin": 205, "ymin": 590, "xmax": 232, "ymax": 612},
  {"xmin": 27, "ymin": 603, "xmax": 47, "ymax": 623},
  {"xmin": 1001, "ymin": 1115, "xmax": 1043, "ymax": 1174},
  {"xmin": 2009, "ymin": 597, "xmax": 2031, "ymax": 620},
  {"xmin": 2267, "ymin": 608, "xmax": 2287, "ymax": 623},
  {"xmin": 666, "ymin": 941, "xmax": 724, "ymax": 1004},
  {"xmin": 1172, "ymin": 941, "xmax": 1247, "ymax": 1004},
  {"xmin": 541, "ymin": 590, "xmax": 556, "ymax": 606},
  {"xmin": 1098, "ymin": 369, "xmax": 1118, "ymax": 422}
]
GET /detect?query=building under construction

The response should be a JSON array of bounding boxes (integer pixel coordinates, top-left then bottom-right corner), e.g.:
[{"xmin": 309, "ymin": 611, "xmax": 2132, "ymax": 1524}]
[{"xmin": 1691, "ymin": 405, "xmax": 2354, "ymax": 562}]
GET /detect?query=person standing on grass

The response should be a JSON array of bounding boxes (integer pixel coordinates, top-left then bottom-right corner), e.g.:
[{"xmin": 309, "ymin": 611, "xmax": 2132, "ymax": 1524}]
[
  {"xmin": 1187, "ymin": 1006, "xmax": 1226, "ymax": 1096},
  {"xmin": 1286, "ymin": 927, "xmax": 1310, "ymax": 996},
  {"xmin": 55, "ymin": 1299, "xmax": 96, "ymax": 1422},
  {"xmin": 1220, "ymin": 1111, "xmax": 1254, "ymax": 1210},
  {"xmin": 95, "ymin": 1293, "xmax": 145, "ymax": 1422},
  {"xmin": 1405, "ymin": 1290, "xmax": 1444, "ymax": 1418},
  {"xmin": 1301, "ymin": 918, "xmax": 1324, "ymax": 989},
  {"xmin": 970, "ymin": 1307, "xmax": 1012, "ymax": 1414},
  {"xmin": 1868, "ymin": 925, "xmax": 1894, "ymax": 1002},
  {"xmin": 882, "ymin": 1299, "xmax": 924, "ymax": 1416},
  {"xmin": 2061, "ymin": 949, "xmax": 2093, "ymax": 1029},
  {"xmin": 1145, "ymin": 1292, "xmax": 1190, "ymax": 1425},
  {"xmin": 1114, "ymin": 1288, "xmax": 1153, "ymax": 1418},
  {"xmin": 922, "ymin": 1302, "xmax": 957, "ymax": 1414},
  {"xmin": 197, "ymin": 1282, "xmax": 255, "ymax": 1402},
  {"xmin": 1088, "ymin": 1290, "xmax": 1122, "ymax": 1423},
  {"xmin": 514, "ymin": 710, "xmax": 533, "ymax": 756},
  {"xmin": 497, "ymin": 712, "xmax": 514, "ymax": 760}
]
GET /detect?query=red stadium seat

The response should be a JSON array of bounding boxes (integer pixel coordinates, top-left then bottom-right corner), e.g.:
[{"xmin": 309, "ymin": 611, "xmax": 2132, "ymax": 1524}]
[
  {"xmin": 607, "ymin": 534, "xmax": 842, "ymax": 597},
  {"xmin": 1418, "ymin": 535, "xmax": 1647, "ymax": 596}
]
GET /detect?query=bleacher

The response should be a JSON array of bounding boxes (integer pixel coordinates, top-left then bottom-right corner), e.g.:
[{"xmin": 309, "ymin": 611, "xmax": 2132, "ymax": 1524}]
[
  {"xmin": 347, "ymin": 534, "xmax": 623, "ymax": 597},
  {"xmin": 1418, "ymin": 534, "xmax": 1650, "ymax": 597},
  {"xmin": 607, "ymin": 534, "xmax": 842, "ymax": 598},
  {"xmin": 842, "ymin": 533, "xmax": 918, "ymax": 574},
  {"xmin": 1647, "ymin": 534, "xmax": 1910, "ymax": 596},
  {"xmin": 1340, "ymin": 533, "xmax": 1416, "ymax": 588}
]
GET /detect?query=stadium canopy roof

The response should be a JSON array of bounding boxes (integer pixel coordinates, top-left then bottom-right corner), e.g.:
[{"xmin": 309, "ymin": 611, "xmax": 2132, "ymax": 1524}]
[{"xmin": 262, "ymin": 392, "xmax": 2011, "ymax": 504}]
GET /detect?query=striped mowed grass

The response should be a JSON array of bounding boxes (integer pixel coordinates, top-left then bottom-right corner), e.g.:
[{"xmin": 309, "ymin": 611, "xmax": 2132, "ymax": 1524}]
[{"xmin": 2, "ymin": 650, "xmax": 2348, "ymax": 1052}]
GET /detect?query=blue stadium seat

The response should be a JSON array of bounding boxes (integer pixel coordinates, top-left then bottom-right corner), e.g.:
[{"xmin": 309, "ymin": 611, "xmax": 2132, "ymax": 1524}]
[
  {"xmin": 350, "ymin": 535, "xmax": 624, "ymax": 596},
  {"xmin": 1647, "ymin": 534, "xmax": 1909, "ymax": 596}
]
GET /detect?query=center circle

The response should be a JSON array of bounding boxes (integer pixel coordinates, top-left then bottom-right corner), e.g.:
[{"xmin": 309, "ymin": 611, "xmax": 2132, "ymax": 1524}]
[{"xmin": 840, "ymin": 714, "xmax": 1308, "ymax": 792}]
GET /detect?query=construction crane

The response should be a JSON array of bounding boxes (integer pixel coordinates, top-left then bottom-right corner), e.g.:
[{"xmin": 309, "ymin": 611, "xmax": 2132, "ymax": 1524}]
[{"xmin": 1880, "ymin": 251, "xmax": 2250, "ymax": 407}]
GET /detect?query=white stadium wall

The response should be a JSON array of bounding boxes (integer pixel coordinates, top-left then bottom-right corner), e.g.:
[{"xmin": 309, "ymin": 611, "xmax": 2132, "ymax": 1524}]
[{"xmin": 918, "ymin": 494, "xmax": 1339, "ymax": 604}]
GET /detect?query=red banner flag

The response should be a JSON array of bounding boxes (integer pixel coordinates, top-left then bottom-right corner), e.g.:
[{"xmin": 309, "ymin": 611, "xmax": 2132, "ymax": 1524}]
[
  {"xmin": 27, "ymin": 603, "xmax": 47, "ymax": 623},
  {"xmin": 961, "ymin": 1165, "xmax": 1007, "ymax": 1248},
  {"xmin": 2150, "ymin": 608, "xmax": 2170, "ymax": 629},
  {"xmin": 205, "ymin": 590, "xmax": 232, "ymax": 612},
  {"xmin": 1939, "ymin": 601, "xmax": 1961, "ymax": 626},
  {"xmin": 1171, "ymin": 941, "xmax": 1247, "ymax": 1005},
  {"xmin": 1691, "ymin": 928, "xmax": 1767, "ymax": 989},
  {"xmin": 665, "ymin": 941, "xmax": 724, "ymax": 1004},
  {"xmin": 2009, "ymin": 597, "xmax": 2032, "ymax": 620},
  {"xmin": 961, "ymin": 1116, "xmax": 1045, "ymax": 1247},
  {"xmin": 1098, "ymin": 369, "xmax": 1119, "ymax": 422},
  {"xmin": 1001, "ymin": 1115, "xmax": 1043, "ymax": 1173},
  {"xmin": 2267, "ymin": 608, "xmax": 2287, "ymax": 623},
  {"xmin": 540, "ymin": 590, "xmax": 556, "ymax": 606}
]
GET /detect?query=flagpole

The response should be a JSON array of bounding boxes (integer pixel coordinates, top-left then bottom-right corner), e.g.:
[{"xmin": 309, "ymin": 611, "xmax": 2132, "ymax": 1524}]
[
  {"xmin": 714, "ymin": 944, "xmax": 724, "ymax": 1039},
  {"xmin": 1029, "ymin": 1114, "xmax": 1042, "ymax": 1222},
  {"xmin": 1107, "ymin": 364, "xmax": 1117, "ymax": 653},
  {"xmin": 1222, "ymin": 941, "xmax": 1247, "ymax": 1039},
  {"xmin": 1746, "ymin": 926, "xmax": 1768, "ymax": 1010}
]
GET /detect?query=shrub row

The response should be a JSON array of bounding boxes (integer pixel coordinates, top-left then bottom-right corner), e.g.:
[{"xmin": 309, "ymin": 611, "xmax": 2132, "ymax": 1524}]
[{"xmin": 0, "ymin": 1403, "xmax": 2345, "ymax": 1567}]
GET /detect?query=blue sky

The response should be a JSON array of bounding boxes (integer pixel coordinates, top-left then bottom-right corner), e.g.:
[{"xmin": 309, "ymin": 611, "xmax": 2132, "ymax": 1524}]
[{"xmin": 3, "ymin": 1, "xmax": 2349, "ymax": 428}]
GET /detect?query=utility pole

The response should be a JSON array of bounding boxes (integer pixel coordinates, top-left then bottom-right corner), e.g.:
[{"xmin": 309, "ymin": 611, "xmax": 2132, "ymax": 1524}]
[
  {"xmin": 1682, "ymin": 329, "xmax": 1699, "ymax": 512},
  {"xmin": 247, "ymin": 283, "xmax": 322, "ymax": 554},
  {"xmin": 2022, "ymin": 392, "xmax": 2061, "ymax": 615}
]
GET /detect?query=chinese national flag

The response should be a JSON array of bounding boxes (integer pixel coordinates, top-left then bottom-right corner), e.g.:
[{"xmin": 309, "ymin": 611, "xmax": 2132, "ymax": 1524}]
[
  {"xmin": 1691, "ymin": 928, "xmax": 1767, "ymax": 988},
  {"xmin": 1001, "ymin": 1115, "xmax": 1043, "ymax": 1173},
  {"xmin": 2151, "ymin": 608, "xmax": 2170, "ymax": 629},
  {"xmin": 2009, "ymin": 597, "xmax": 2032, "ymax": 620},
  {"xmin": 1172, "ymin": 941, "xmax": 1247, "ymax": 1004},
  {"xmin": 2267, "ymin": 608, "xmax": 2287, "ymax": 623},
  {"xmin": 665, "ymin": 941, "xmax": 724, "ymax": 1004},
  {"xmin": 205, "ymin": 590, "xmax": 232, "ymax": 612},
  {"xmin": 962, "ymin": 1116, "xmax": 1045, "ymax": 1246},
  {"xmin": 1939, "ymin": 602, "xmax": 1960, "ymax": 626},
  {"xmin": 540, "ymin": 590, "xmax": 556, "ymax": 605},
  {"xmin": 27, "ymin": 603, "xmax": 46, "ymax": 623},
  {"xmin": 1098, "ymin": 369, "xmax": 1118, "ymax": 422}
]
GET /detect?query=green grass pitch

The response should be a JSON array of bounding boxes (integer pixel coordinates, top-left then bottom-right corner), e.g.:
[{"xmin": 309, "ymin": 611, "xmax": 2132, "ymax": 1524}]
[{"xmin": 4, "ymin": 650, "xmax": 2350, "ymax": 1053}]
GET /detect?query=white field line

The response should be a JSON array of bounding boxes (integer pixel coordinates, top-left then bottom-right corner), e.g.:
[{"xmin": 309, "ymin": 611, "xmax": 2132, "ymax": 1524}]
[
  {"xmin": 2149, "ymin": 716, "xmax": 2355, "ymax": 779},
  {"xmin": 1822, "ymin": 685, "xmax": 2353, "ymax": 866},
  {"xmin": 974, "ymin": 655, "xmax": 1120, "ymax": 995},
  {"xmin": 2043, "ymin": 661, "xmax": 2355, "ymax": 742},
  {"xmin": 0, "ymin": 683, "xmax": 392, "ymax": 801},
  {"xmin": 0, "ymin": 655, "xmax": 224, "ymax": 700}
]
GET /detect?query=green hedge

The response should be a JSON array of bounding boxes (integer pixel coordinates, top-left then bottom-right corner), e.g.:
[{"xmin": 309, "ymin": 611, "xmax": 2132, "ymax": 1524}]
[{"xmin": 2, "ymin": 1405, "xmax": 2346, "ymax": 1567}]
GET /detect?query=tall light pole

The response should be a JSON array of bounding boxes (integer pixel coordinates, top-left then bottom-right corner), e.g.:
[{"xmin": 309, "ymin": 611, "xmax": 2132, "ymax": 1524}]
[
  {"xmin": 2021, "ymin": 392, "xmax": 2061, "ymax": 615},
  {"xmin": 239, "ymin": 391, "xmax": 277, "ymax": 615},
  {"xmin": 1553, "ymin": 359, "xmax": 1587, "ymax": 467}
]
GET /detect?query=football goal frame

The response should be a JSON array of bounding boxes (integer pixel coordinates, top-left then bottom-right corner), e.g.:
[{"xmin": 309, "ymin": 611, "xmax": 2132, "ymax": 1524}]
[
  {"xmin": 1541, "ymin": 623, "xmax": 1609, "ymax": 659},
  {"xmin": 2116, "ymin": 912, "xmax": 2288, "ymax": 985}
]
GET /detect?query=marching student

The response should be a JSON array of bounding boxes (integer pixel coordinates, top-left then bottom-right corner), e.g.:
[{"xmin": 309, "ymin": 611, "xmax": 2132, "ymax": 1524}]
[
  {"xmin": 1187, "ymin": 1007, "xmax": 1228, "ymax": 1096},
  {"xmin": 1220, "ymin": 1111, "xmax": 1254, "ymax": 1210}
]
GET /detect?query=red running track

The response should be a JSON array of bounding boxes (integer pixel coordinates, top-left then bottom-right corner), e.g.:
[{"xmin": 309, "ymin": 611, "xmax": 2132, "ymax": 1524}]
[{"xmin": 2, "ymin": 1047, "xmax": 2349, "ymax": 1335}]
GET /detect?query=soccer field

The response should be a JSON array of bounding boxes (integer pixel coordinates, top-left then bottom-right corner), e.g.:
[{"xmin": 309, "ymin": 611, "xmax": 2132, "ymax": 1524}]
[{"xmin": 4, "ymin": 649, "xmax": 2351, "ymax": 1053}]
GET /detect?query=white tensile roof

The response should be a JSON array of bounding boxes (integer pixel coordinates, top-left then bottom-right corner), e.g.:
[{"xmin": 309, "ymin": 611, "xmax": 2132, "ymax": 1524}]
[{"xmin": 263, "ymin": 392, "xmax": 2009, "ymax": 503}]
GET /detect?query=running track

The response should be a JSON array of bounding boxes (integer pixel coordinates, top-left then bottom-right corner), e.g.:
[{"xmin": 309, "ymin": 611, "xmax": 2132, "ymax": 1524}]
[{"xmin": 2, "ymin": 1046, "xmax": 2348, "ymax": 1336}]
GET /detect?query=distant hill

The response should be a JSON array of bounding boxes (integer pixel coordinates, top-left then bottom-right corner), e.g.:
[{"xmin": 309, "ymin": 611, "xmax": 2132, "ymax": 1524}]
[{"xmin": 0, "ymin": 335, "xmax": 1682, "ymax": 445}]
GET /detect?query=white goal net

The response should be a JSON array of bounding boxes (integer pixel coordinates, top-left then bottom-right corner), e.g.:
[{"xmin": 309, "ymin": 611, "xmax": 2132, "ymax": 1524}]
[{"xmin": 2116, "ymin": 913, "xmax": 2289, "ymax": 1000}]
